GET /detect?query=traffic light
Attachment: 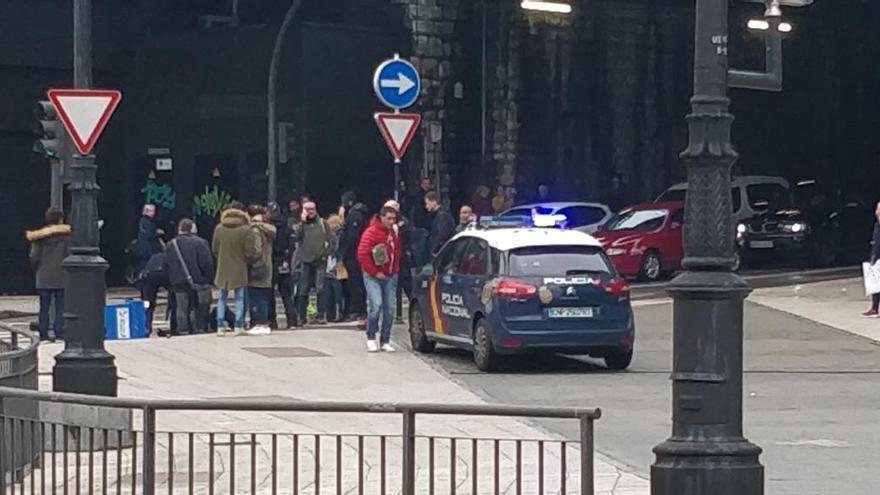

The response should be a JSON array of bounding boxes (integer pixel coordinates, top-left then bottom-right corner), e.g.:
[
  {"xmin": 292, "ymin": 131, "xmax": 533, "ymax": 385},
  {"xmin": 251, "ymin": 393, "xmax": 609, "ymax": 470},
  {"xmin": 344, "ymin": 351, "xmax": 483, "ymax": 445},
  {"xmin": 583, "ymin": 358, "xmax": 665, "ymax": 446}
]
[{"xmin": 33, "ymin": 100, "xmax": 64, "ymax": 161}]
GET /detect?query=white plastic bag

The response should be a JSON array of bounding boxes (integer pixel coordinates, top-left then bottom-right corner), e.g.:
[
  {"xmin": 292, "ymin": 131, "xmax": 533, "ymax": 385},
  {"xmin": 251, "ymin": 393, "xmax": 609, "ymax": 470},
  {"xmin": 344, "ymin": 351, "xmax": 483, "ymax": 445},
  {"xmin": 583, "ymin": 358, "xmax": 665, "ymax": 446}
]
[{"xmin": 863, "ymin": 262, "xmax": 880, "ymax": 296}]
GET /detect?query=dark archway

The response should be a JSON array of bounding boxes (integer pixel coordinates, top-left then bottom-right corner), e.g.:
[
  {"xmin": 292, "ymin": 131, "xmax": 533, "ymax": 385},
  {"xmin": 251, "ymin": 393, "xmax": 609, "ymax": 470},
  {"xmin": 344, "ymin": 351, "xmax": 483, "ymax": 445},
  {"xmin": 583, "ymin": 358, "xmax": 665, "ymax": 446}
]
[{"xmin": 284, "ymin": 0, "xmax": 411, "ymax": 213}]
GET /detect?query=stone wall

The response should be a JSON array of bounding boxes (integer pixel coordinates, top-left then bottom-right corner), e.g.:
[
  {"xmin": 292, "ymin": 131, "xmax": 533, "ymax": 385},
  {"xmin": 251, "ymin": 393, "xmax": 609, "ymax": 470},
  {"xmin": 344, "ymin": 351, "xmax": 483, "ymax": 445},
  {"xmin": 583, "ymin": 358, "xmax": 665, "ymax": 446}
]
[{"xmin": 393, "ymin": 0, "xmax": 461, "ymax": 200}]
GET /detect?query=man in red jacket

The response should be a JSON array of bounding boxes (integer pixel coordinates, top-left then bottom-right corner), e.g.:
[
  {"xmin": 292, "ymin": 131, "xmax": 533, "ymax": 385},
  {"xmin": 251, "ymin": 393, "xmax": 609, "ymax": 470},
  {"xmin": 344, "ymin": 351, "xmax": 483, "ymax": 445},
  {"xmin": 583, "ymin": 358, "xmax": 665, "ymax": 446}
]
[{"xmin": 357, "ymin": 206, "xmax": 401, "ymax": 352}]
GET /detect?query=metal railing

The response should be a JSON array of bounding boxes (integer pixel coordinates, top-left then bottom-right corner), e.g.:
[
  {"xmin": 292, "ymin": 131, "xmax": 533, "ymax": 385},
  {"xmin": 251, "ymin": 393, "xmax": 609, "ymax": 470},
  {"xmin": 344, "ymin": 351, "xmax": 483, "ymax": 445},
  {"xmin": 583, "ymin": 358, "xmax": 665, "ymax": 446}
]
[
  {"xmin": 0, "ymin": 386, "xmax": 602, "ymax": 494},
  {"xmin": 0, "ymin": 323, "xmax": 39, "ymax": 389}
]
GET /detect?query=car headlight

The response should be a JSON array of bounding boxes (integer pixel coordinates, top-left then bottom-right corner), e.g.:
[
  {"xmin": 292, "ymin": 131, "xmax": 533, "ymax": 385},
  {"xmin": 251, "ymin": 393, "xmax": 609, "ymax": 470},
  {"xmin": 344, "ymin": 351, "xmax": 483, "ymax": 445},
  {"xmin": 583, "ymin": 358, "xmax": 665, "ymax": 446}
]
[
  {"xmin": 736, "ymin": 223, "xmax": 747, "ymax": 234},
  {"xmin": 782, "ymin": 222, "xmax": 808, "ymax": 233},
  {"xmin": 606, "ymin": 248, "xmax": 628, "ymax": 256}
]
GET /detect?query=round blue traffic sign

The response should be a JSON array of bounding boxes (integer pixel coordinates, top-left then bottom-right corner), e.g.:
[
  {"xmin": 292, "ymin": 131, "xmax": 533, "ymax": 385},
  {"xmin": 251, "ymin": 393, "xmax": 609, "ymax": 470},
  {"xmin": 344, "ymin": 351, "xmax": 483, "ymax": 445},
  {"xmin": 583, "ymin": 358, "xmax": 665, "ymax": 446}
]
[{"xmin": 373, "ymin": 57, "xmax": 421, "ymax": 110}]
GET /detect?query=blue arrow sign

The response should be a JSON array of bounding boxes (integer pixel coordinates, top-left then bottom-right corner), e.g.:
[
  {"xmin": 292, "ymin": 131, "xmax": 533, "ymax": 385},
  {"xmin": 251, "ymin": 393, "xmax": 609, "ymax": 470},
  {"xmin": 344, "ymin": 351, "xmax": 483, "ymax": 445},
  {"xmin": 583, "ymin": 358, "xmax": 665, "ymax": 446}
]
[{"xmin": 373, "ymin": 57, "xmax": 421, "ymax": 110}]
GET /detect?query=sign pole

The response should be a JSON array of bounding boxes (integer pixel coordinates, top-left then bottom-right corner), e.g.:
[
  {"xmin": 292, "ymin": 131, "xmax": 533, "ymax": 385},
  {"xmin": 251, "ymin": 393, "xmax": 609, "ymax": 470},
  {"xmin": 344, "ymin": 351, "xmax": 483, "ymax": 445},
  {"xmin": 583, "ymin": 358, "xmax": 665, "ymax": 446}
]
[
  {"xmin": 47, "ymin": 87, "xmax": 122, "ymax": 397},
  {"xmin": 373, "ymin": 55, "xmax": 421, "ymax": 325}
]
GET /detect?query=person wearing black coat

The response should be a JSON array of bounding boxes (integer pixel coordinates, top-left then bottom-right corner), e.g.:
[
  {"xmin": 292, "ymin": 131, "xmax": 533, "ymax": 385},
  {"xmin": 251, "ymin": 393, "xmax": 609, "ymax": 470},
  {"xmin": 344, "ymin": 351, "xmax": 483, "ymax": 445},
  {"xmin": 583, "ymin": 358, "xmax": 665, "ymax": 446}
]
[
  {"xmin": 338, "ymin": 191, "xmax": 370, "ymax": 319},
  {"xmin": 27, "ymin": 207, "xmax": 71, "ymax": 342},
  {"xmin": 425, "ymin": 192, "xmax": 456, "ymax": 257},
  {"xmin": 164, "ymin": 219, "xmax": 214, "ymax": 334},
  {"xmin": 135, "ymin": 204, "xmax": 162, "ymax": 272},
  {"xmin": 136, "ymin": 250, "xmax": 176, "ymax": 337},
  {"xmin": 266, "ymin": 202, "xmax": 298, "ymax": 329},
  {"xmin": 863, "ymin": 202, "xmax": 880, "ymax": 317}
]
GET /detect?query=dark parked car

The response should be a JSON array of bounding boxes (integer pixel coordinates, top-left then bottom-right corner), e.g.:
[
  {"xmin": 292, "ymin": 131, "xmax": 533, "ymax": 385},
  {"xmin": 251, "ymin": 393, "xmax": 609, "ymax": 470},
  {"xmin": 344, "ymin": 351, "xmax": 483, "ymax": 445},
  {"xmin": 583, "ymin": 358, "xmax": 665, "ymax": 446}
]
[{"xmin": 736, "ymin": 180, "xmax": 874, "ymax": 268}]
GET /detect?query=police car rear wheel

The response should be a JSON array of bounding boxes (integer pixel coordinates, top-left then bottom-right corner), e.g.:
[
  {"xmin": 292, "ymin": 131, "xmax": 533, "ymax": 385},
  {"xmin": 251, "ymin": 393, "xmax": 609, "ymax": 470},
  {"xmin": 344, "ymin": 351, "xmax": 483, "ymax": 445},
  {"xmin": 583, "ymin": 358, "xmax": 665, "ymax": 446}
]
[
  {"xmin": 604, "ymin": 349, "xmax": 633, "ymax": 371},
  {"xmin": 409, "ymin": 305, "xmax": 436, "ymax": 353},
  {"xmin": 473, "ymin": 319, "xmax": 498, "ymax": 372}
]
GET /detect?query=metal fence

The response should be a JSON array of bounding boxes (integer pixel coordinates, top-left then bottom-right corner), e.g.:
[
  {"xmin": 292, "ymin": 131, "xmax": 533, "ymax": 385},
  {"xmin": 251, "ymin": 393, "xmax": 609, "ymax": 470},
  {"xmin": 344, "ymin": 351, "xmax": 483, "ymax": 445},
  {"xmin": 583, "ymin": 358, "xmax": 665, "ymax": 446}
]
[
  {"xmin": 0, "ymin": 322, "xmax": 40, "ymax": 483},
  {"xmin": 0, "ymin": 323, "xmax": 38, "ymax": 390},
  {"xmin": 0, "ymin": 387, "xmax": 601, "ymax": 494}
]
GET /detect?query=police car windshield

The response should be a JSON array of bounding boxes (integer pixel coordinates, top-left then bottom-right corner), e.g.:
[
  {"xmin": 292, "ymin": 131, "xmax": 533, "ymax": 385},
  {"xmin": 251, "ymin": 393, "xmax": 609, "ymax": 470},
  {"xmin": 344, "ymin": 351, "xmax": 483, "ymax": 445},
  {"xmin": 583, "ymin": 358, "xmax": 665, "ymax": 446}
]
[
  {"xmin": 604, "ymin": 209, "xmax": 668, "ymax": 232},
  {"xmin": 508, "ymin": 246, "xmax": 613, "ymax": 277}
]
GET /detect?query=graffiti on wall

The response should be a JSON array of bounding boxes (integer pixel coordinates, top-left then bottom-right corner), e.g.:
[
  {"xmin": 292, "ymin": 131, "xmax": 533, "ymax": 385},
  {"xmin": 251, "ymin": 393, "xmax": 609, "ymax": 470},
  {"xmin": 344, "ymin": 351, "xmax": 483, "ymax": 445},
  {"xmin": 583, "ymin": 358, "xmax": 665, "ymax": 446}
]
[
  {"xmin": 141, "ymin": 181, "xmax": 176, "ymax": 210},
  {"xmin": 140, "ymin": 180, "xmax": 235, "ymax": 219},
  {"xmin": 192, "ymin": 186, "xmax": 234, "ymax": 218}
]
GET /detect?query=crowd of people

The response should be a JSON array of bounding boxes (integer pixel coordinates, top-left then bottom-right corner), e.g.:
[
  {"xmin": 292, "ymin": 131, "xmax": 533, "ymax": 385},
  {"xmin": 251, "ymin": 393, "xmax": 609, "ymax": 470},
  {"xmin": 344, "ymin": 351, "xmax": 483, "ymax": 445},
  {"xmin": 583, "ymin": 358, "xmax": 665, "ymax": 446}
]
[
  {"xmin": 118, "ymin": 178, "xmax": 467, "ymax": 352},
  {"xmin": 24, "ymin": 175, "xmax": 633, "ymax": 348}
]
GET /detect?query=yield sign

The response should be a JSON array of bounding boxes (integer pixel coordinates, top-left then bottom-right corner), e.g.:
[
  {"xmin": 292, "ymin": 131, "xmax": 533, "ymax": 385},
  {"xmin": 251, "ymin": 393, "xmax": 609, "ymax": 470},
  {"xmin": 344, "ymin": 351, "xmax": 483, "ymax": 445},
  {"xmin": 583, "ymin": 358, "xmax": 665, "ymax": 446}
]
[
  {"xmin": 374, "ymin": 112, "xmax": 421, "ymax": 162},
  {"xmin": 47, "ymin": 89, "xmax": 122, "ymax": 155}
]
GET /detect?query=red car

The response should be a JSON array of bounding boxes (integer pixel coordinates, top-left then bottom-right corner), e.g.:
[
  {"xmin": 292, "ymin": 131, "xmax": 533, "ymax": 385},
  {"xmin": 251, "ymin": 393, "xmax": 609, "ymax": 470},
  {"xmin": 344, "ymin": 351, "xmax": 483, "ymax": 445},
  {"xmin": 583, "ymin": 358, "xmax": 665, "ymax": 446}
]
[{"xmin": 594, "ymin": 202, "xmax": 685, "ymax": 281}]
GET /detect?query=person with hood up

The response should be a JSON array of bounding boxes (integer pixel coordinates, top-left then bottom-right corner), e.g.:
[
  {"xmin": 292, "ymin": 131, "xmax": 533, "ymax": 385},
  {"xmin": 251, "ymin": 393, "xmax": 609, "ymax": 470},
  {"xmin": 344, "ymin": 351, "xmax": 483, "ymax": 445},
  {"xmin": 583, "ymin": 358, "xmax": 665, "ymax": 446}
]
[
  {"xmin": 357, "ymin": 206, "xmax": 402, "ymax": 352},
  {"xmin": 27, "ymin": 207, "xmax": 71, "ymax": 342},
  {"xmin": 246, "ymin": 205, "xmax": 277, "ymax": 335},
  {"xmin": 425, "ymin": 192, "xmax": 456, "ymax": 257},
  {"xmin": 337, "ymin": 191, "xmax": 370, "ymax": 321},
  {"xmin": 266, "ymin": 202, "xmax": 297, "ymax": 329},
  {"xmin": 212, "ymin": 201, "xmax": 251, "ymax": 336}
]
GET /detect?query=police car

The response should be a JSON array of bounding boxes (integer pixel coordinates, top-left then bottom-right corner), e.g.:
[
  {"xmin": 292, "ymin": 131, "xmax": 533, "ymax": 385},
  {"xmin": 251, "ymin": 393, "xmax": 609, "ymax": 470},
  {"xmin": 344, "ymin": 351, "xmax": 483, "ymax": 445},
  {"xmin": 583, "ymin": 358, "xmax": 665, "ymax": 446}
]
[{"xmin": 408, "ymin": 226, "xmax": 635, "ymax": 371}]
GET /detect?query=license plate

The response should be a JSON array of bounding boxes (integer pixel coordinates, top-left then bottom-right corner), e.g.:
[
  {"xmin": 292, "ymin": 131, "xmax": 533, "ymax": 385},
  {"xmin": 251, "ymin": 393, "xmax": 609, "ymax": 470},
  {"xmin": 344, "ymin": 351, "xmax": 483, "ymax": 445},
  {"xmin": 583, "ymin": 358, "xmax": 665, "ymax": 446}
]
[
  {"xmin": 548, "ymin": 307, "xmax": 594, "ymax": 318},
  {"xmin": 750, "ymin": 240, "xmax": 774, "ymax": 249}
]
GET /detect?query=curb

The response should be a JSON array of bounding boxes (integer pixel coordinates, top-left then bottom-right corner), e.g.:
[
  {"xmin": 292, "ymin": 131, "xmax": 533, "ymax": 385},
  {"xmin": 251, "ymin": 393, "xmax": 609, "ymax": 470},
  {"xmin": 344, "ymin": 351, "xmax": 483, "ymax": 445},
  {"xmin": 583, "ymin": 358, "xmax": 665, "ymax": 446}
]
[{"xmin": 0, "ymin": 310, "xmax": 37, "ymax": 321}]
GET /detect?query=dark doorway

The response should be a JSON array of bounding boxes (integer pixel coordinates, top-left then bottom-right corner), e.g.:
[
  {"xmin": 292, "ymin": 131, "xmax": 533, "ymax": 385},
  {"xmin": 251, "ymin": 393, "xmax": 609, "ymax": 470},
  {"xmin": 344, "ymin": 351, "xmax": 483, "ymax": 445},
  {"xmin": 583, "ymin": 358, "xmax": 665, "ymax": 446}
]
[{"xmin": 300, "ymin": 22, "xmax": 407, "ymax": 215}]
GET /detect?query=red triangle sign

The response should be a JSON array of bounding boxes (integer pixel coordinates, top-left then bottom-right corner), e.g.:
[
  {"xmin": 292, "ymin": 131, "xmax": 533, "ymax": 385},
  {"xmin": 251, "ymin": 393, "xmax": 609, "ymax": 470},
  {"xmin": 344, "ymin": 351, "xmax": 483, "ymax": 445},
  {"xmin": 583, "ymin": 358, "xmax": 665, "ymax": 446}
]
[
  {"xmin": 48, "ymin": 89, "xmax": 122, "ymax": 155},
  {"xmin": 374, "ymin": 112, "xmax": 421, "ymax": 162}
]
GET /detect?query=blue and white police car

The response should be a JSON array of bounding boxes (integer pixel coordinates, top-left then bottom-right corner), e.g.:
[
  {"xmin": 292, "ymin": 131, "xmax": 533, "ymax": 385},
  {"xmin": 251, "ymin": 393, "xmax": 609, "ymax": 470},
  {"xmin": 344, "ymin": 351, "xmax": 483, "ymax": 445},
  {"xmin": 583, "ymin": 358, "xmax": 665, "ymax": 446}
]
[{"xmin": 408, "ymin": 225, "xmax": 635, "ymax": 371}]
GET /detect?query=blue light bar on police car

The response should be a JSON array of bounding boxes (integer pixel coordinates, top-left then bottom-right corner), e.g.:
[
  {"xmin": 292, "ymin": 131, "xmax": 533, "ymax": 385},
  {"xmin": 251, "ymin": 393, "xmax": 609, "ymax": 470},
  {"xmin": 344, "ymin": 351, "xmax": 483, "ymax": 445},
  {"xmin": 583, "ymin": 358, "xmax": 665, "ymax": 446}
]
[{"xmin": 532, "ymin": 211, "xmax": 567, "ymax": 228}]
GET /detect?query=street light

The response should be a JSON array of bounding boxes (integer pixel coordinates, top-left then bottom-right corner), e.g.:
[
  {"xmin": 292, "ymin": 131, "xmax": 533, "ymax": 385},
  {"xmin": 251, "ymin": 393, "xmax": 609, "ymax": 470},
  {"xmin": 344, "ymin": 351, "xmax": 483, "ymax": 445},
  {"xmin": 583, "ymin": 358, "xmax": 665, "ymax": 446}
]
[
  {"xmin": 747, "ymin": 18, "xmax": 793, "ymax": 32},
  {"xmin": 651, "ymin": 0, "xmax": 811, "ymax": 493},
  {"xmin": 267, "ymin": 0, "xmax": 304, "ymax": 204},
  {"xmin": 520, "ymin": 1, "xmax": 572, "ymax": 14}
]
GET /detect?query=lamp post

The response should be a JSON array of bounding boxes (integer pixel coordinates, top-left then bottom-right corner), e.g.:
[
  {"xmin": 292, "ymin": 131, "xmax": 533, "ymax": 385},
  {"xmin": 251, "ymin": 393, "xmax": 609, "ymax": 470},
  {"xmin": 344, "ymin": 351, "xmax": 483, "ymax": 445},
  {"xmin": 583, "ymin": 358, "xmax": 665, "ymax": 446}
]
[
  {"xmin": 52, "ymin": 0, "xmax": 118, "ymax": 396},
  {"xmin": 650, "ymin": 0, "xmax": 805, "ymax": 493},
  {"xmin": 267, "ymin": 0, "xmax": 304, "ymax": 203}
]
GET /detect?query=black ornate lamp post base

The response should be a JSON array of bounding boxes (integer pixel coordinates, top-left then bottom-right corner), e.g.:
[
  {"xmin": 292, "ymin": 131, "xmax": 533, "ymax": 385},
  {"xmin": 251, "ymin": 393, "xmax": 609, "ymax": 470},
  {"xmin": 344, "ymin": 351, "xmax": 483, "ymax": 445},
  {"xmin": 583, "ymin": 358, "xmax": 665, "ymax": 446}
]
[
  {"xmin": 52, "ymin": 156, "xmax": 118, "ymax": 397},
  {"xmin": 652, "ymin": 269, "xmax": 762, "ymax": 495},
  {"xmin": 53, "ymin": 354, "xmax": 117, "ymax": 397},
  {"xmin": 652, "ymin": 440, "xmax": 763, "ymax": 495}
]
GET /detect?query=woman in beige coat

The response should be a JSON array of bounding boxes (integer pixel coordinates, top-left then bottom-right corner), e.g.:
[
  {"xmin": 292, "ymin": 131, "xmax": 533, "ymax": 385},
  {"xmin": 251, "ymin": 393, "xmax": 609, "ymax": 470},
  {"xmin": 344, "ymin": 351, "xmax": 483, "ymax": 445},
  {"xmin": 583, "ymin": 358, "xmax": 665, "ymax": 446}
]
[{"xmin": 245, "ymin": 205, "xmax": 277, "ymax": 334}]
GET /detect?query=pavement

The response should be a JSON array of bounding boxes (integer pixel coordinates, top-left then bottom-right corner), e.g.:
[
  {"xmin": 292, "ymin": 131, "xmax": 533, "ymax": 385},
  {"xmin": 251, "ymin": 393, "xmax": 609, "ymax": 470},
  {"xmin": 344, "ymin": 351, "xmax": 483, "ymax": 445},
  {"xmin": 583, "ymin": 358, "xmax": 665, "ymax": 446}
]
[
  {"xmin": 416, "ymin": 278, "xmax": 880, "ymax": 495},
  {"xmin": 4, "ymin": 275, "xmax": 878, "ymax": 493}
]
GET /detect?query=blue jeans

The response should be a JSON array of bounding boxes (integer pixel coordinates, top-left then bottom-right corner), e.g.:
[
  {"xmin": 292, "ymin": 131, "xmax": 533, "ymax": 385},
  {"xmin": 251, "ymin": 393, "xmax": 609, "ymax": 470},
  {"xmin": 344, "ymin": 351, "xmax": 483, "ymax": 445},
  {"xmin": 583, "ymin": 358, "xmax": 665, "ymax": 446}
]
[
  {"xmin": 248, "ymin": 287, "xmax": 271, "ymax": 325},
  {"xmin": 38, "ymin": 289, "xmax": 64, "ymax": 340},
  {"xmin": 364, "ymin": 274, "xmax": 397, "ymax": 345},
  {"xmin": 217, "ymin": 287, "xmax": 246, "ymax": 330},
  {"xmin": 323, "ymin": 278, "xmax": 344, "ymax": 321}
]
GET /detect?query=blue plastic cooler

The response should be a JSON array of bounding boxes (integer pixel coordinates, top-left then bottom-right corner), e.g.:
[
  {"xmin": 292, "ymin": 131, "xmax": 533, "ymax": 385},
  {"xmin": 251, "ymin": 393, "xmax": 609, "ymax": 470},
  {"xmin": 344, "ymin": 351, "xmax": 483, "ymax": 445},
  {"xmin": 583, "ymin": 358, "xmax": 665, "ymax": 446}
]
[{"xmin": 104, "ymin": 299, "xmax": 147, "ymax": 340}]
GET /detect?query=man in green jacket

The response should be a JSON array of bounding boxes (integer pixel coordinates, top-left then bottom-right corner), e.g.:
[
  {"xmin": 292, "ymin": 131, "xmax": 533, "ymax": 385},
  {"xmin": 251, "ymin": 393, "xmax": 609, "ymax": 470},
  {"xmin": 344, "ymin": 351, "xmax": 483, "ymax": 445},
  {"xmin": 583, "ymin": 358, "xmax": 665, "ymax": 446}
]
[{"xmin": 292, "ymin": 201, "xmax": 334, "ymax": 325}]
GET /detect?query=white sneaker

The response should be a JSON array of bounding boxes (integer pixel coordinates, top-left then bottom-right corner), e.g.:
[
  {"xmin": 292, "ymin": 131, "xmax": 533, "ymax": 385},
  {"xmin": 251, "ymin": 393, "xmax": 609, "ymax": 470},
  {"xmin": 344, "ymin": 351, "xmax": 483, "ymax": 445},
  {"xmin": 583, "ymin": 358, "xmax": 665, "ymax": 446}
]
[
  {"xmin": 366, "ymin": 340, "xmax": 380, "ymax": 353},
  {"xmin": 247, "ymin": 326, "xmax": 271, "ymax": 336},
  {"xmin": 233, "ymin": 328, "xmax": 247, "ymax": 337},
  {"xmin": 217, "ymin": 328, "xmax": 227, "ymax": 337},
  {"xmin": 380, "ymin": 343, "xmax": 396, "ymax": 353}
]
